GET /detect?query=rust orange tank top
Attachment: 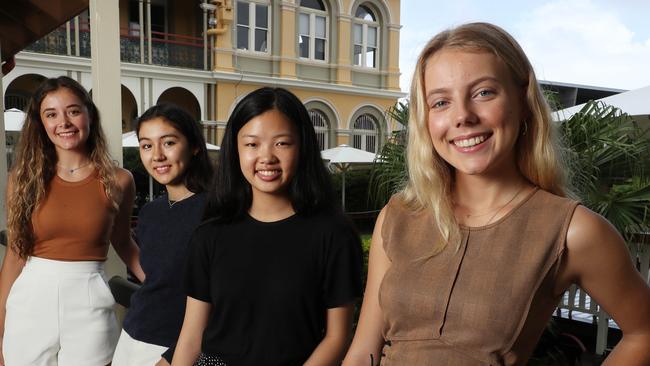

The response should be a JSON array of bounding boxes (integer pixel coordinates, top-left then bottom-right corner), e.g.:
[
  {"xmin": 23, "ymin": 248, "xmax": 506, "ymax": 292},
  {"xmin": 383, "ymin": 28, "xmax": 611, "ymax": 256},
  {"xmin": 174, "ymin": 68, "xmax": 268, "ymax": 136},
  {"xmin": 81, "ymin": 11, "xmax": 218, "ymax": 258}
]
[
  {"xmin": 379, "ymin": 188, "xmax": 579, "ymax": 365},
  {"xmin": 32, "ymin": 171, "xmax": 114, "ymax": 261}
]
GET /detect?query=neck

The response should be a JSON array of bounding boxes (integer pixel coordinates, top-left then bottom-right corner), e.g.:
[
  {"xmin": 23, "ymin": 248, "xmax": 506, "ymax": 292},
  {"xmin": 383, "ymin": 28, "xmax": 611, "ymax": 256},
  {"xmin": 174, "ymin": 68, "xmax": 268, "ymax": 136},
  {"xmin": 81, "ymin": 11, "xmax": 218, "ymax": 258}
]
[
  {"xmin": 56, "ymin": 149, "xmax": 91, "ymax": 168},
  {"xmin": 453, "ymin": 163, "xmax": 528, "ymax": 212},
  {"xmin": 167, "ymin": 184, "xmax": 193, "ymax": 201},
  {"xmin": 248, "ymin": 193, "xmax": 295, "ymax": 222}
]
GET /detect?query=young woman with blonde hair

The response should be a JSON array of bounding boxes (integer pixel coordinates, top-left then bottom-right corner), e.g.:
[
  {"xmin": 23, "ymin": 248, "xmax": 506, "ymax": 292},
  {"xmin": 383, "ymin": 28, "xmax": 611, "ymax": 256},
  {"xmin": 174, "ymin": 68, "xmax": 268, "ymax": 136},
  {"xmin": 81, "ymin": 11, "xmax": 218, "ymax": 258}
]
[
  {"xmin": 0, "ymin": 76, "xmax": 144, "ymax": 366},
  {"xmin": 343, "ymin": 22, "xmax": 650, "ymax": 365}
]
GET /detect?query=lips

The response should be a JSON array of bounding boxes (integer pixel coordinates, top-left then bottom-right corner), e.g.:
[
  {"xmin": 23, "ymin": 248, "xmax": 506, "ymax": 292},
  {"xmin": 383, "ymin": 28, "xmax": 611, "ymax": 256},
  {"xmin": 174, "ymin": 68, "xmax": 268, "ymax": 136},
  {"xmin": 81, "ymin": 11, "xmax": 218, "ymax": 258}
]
[
  {"xmin": 451, "ymin": 133, "xmax": 492, "ymax": 149},
  {"xmin": 153, "ymin": 165, "xmax": 171, "ymax": 174},
  {"xmin": 256, "ymin": 169, "xmax": 281, "ymax": 181},
  {"xmin": 57, "ymin": 130, "xmax": 78, "ymax": 138}
]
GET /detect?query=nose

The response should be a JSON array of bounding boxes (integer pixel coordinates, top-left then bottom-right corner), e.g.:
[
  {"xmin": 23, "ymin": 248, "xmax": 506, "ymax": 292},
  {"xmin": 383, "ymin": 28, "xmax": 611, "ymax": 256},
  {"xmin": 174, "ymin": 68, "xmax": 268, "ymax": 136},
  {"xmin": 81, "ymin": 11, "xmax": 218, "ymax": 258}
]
[
  {"xmin": 259, "ymin": 144, "xmax": 278, "ymax": 164},
  {"xmin": 454, "ymin": 99, "xmax": 478, "ymax": 128},
  {"xmin": 152, "ymin": 144, "xmax": 165, "ymax": 162}
]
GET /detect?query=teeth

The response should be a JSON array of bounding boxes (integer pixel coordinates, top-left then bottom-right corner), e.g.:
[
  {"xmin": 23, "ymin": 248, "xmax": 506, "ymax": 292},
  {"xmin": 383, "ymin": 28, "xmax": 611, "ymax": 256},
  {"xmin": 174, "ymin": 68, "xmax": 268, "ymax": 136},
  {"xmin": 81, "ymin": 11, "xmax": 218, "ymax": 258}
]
[
  {"xmin": 258, "ymin": 170, "xmax": 279, "ymax": 176},
  {"xmin": 455, "ymin": 135, "xmax": 486, "ymax": 148},
  {"xmin": 58, "ymin": 132, "xmax": 76, "ymax": 137}
]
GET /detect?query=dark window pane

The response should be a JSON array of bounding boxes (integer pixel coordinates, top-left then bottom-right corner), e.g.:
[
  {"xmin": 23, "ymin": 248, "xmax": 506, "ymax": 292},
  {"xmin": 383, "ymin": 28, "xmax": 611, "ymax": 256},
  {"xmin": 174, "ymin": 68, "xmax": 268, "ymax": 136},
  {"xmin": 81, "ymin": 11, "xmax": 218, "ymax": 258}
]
[
  {"xmin": 299, "ymin": 35, "xmax": 310, "ymax": 57},
  {"xmin": 315, "ymin": 38, "xmax": 325, "ymax": 60},
  {"xmin": 237, "ymin": 2, "xmax": 249, "ymax": 25},
  {"xmin": 300, "ymin": 0, "xmax": 325, "ymax": 11},
  {"xmin": 237, "ymin": 26, "xmax": 249, "ymax": 49},
  {"xmin": 354, "ymin": 45, "xmax": 362, "ymax": 65},
  {"xmin": 255, "ymin": 29, "xmax": 267, "ymax": 52},
  {"xmin": 355, "ymin": 5, "xmax": 375, "ymax": 21},
  {"xmin": 256, "ymin": 5, "xmax": 268, "ymax": 28}
]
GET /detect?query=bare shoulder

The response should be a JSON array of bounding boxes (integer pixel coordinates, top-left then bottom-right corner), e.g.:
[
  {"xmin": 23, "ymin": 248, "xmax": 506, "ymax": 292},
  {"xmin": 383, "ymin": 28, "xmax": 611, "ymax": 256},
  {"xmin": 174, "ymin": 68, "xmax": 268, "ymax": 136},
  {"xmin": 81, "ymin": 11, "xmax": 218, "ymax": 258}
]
[
  {"xmin": 566, "ymin": 205, "xmax": 623, "ymax": 255},
  {"xmin": 114, "ymin": 167, "xmax": 135, "ymax": 190}
]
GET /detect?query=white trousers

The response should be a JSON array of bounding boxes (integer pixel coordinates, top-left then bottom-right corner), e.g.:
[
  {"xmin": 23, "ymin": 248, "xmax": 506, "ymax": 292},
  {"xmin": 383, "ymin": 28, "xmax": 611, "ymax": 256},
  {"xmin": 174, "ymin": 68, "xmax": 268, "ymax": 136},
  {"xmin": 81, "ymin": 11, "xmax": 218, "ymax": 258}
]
[
  {"xmin": 112, "ymin": 329, "xmax": 168, "ymax": 366},
  {"xmin": 3, "ymin": 257, "xmax": 119, "ymax": 366}
]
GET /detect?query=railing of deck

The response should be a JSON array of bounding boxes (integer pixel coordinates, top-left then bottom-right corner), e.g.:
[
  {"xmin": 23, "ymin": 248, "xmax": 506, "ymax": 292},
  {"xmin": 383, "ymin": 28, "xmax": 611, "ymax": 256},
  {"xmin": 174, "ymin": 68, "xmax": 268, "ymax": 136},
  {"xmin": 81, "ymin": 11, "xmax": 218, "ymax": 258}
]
[{"xmin": 556, "ymin": 233, "xmax": 650, "ymax": 355}]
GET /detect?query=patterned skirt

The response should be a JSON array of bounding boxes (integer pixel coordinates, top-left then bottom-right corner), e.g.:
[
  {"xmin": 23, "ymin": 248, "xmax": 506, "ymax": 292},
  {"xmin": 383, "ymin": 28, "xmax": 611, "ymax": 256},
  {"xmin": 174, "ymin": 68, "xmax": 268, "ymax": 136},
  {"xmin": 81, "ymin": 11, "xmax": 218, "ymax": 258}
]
[{"xmin": 195, "ymin": 352, "xmax": 227, "ymax": 366}]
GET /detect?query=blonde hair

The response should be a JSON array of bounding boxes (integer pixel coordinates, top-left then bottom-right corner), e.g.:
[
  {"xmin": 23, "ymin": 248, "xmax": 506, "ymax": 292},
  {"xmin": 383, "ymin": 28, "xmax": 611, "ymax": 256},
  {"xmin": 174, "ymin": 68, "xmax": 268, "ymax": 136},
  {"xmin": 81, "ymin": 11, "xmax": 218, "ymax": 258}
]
[
  {"xmin": 399, "ymin": 22, "xmax": 568, "ymax": 252},
  {"xmin": 7, "ymin": 76, "xmax": 120, "ymax": 259}
]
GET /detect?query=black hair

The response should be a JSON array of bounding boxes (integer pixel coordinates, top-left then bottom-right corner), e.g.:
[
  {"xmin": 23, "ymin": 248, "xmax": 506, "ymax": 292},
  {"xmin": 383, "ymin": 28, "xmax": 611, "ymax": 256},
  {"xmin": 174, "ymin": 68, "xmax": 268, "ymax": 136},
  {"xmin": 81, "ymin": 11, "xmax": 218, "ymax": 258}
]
[
  {"xmin": 136, "ymin": 102, "xmax": 214, "ymax": 193},
  {"xmin": 204, "ymin": 87, "xmax": 336, "ymax": 221}
]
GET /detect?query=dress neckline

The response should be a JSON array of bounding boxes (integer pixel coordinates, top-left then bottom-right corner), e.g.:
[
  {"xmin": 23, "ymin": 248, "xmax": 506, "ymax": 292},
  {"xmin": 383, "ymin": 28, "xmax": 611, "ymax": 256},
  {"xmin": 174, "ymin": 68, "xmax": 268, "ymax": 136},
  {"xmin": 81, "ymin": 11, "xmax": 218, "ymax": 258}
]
[{"xmin": 459, "ymin": 186, "xmax": 540, "ymax": 231}]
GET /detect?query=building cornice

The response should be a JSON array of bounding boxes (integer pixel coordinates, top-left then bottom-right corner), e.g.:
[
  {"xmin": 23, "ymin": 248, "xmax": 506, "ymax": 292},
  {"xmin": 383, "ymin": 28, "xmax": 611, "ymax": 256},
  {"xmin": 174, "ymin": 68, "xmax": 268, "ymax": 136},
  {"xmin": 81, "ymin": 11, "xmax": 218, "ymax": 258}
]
[{"xmin": 211, "ymin": 70, "xmax": 405, "ymax": 99}]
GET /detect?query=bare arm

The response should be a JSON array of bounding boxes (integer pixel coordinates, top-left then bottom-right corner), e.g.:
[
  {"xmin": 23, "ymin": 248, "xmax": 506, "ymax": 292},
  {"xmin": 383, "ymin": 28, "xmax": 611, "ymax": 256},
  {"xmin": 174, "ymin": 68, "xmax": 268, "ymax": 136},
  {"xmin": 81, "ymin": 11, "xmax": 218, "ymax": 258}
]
[
  {"xmin": 171, "ymin": 297, "xmax": 211, "ymax": 366},
  {"xmin": 558, "ymin": 206, "xmax": 650, "ymax": 365},
  {"xmin": 110, "ymin": 168, "xmax": 145, "ymax": 282},
  {"xmin": 342, "ymin": 207, "xmax": 390, "ymax": 366},
  {"xmin": 303, "ymin": 304, "xmax": 355, "ymax": 366},
  {"xmin": 0, "ymin": 177, "xmax": 26, "ymax": 365}
]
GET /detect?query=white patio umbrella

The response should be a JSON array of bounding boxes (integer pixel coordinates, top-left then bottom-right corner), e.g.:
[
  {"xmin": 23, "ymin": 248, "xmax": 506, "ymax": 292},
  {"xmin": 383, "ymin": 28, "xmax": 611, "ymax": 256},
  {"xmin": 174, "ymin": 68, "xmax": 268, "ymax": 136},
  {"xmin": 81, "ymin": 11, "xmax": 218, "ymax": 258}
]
[
  {"xmin": 3, "ymin": 108, "xmax": 26, "ymax": 131},
  {"xmin": 122, "ymin": 131, "xmax": 220, "ymax": 201},
  {"xmin": 553, "ymin": 85, "xmax": 650, "ymax": 123},
  {"xmin": 321, "ymin": 144, "xmax": 376, "ymax": 211}
]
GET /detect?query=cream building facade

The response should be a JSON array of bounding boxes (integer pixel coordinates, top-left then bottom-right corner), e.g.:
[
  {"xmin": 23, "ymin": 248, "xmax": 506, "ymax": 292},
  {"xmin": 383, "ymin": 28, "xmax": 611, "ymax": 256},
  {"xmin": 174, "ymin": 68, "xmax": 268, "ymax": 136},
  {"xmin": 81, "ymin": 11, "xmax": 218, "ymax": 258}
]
[{"xmin": 4, "ymin": 0, "xmax": 403, "ymax": 155}]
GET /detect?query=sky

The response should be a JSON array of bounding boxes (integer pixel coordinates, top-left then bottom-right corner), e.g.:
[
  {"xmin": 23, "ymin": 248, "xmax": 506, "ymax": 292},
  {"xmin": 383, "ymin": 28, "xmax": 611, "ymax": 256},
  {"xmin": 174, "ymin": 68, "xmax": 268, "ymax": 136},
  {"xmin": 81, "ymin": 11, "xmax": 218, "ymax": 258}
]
[{"xmin": 399, "ymin": 0, "xmax": 650, "ymax": 92}]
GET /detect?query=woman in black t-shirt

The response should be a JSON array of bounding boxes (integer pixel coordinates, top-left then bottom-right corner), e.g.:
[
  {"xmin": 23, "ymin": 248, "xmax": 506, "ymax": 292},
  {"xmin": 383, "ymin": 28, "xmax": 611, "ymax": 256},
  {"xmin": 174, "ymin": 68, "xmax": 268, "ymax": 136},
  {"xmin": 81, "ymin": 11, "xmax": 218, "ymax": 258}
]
[
  {"xmin": 172, "ymin": 87, "xmax": 363, "ymax": 366},
  {"xmin": 113, "ymin": 103, "xmax": 214, "ymax": 366}
]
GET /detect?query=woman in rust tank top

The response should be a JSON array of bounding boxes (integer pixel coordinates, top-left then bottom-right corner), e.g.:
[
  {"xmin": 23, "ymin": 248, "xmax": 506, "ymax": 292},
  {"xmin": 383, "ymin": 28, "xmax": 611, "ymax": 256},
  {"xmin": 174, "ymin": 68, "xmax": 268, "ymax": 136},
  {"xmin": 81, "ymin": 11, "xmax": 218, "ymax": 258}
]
[
  {"xmin": 0, "ymin": 76, "xmax": 145, "ymax": 365},
  {"xmin": 343, "ymin": 23, "xmax": 650, "ymax": 365}
]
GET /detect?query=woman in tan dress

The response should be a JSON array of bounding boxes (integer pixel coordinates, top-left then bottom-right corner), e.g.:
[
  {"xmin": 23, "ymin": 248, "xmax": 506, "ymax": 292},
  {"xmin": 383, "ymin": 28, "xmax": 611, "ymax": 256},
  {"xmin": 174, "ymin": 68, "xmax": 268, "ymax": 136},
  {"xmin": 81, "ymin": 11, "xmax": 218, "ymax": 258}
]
[{"xmin": 343, "ymin": 23, "xmax": 650, "ymax": 365}]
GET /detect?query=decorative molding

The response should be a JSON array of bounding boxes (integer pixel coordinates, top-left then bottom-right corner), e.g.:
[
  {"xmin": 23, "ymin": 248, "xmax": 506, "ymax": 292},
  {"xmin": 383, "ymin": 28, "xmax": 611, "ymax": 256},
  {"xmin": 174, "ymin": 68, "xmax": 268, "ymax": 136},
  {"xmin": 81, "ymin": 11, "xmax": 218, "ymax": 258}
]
[{"xmin": 211, "ymin": 70, "xmax": 405, "ymax": 99}]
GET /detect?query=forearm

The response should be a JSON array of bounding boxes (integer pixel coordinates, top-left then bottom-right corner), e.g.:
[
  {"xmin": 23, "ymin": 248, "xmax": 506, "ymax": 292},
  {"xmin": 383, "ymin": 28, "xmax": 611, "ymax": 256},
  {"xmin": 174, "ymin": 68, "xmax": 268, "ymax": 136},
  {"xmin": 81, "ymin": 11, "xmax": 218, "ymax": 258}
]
[
  {"xmin": 0, "ymin": 250, "xmax": 25, "ymax": 338},
  {"xmin": 304, "ymin": 334, "xmax": 349, "ymax": 366},
  {"xmin": 602, "ymin": 333, "xmax": 650, "ymax": 365},
  {"xmin": 170, "ymin": 338, "xmax": 201, "ymax": 366},
  {"xmin": 113, "ymin": 239, "xmax": 145, "ymax": 282}
]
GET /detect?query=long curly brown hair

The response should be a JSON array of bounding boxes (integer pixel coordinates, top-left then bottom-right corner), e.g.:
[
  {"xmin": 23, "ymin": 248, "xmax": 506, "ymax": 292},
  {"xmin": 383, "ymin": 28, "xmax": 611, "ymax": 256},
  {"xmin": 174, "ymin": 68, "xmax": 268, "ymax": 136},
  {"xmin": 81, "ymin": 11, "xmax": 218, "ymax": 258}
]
[{"xmin": 7, "ymin": 76, "xmax": 120, "ymax": 259}]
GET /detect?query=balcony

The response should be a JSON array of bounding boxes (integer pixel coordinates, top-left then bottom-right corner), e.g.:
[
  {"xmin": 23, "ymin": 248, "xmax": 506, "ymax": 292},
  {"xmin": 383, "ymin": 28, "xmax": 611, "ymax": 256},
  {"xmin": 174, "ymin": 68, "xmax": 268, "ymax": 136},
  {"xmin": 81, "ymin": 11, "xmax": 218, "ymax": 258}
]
[{"xmin": 24, "ymin": 20, "xmax": 206, "ymax": 70}]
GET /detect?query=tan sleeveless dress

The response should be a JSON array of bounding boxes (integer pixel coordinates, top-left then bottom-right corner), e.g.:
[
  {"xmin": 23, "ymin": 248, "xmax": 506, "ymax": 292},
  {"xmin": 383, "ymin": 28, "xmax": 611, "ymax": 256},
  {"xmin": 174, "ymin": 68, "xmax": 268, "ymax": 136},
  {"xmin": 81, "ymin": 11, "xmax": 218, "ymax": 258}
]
[{"xmin": 379, "ymin": 188, "xmax": 579, "ymax": 365}]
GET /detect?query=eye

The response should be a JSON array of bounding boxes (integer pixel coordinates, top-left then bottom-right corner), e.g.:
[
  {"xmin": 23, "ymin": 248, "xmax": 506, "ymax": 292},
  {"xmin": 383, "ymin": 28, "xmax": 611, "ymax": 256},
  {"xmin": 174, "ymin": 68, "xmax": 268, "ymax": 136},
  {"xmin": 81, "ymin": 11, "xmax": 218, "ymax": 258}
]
[
  {"xmin": 276, "ymin": 140, "xmax": 292, "ymax": 147},
  {"xmin": 68, "ymin": 109, "xmax": 82, "ymax": 116},
  {"xmin": 475, "ymin": 89, "xmax": 495, "ymax": 98},
  {"xmin": 139, "ymin": 143, "xmax": 152, "ymax": 150},
  {"xmin": 163, "ymin": 140, "xmax": 177, "ymax": 147},
  {"xmin": 244, "ymin": 142, "xmax": 257, "ymax": 147},
  {"xmin": 430, "ymin": 100, "xmax": 448, "ymax": 109},
  {"xmin": 44, "ymin": 112, "xmax": 56, "ymax": 118}
]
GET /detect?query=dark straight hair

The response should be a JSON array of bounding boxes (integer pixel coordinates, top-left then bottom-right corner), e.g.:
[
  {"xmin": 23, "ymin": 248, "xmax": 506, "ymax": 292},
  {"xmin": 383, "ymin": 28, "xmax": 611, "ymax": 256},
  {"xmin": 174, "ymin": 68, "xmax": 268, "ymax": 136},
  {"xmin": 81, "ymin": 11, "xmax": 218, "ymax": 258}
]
[
  {"xmin": 136, "ymin": 103, "xmax": 214, "ymax": 193},
  {"xmin": 204, "ymin": 87, "xmax": 336, "ymax": 221}
]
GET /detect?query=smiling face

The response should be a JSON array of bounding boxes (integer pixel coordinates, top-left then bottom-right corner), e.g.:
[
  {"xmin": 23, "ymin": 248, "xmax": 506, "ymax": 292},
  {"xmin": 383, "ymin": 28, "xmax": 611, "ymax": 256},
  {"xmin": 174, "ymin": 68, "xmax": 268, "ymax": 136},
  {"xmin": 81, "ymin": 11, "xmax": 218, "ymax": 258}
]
[
  {"xmin": 237, "ymin": 109, "xmax": 300, "ymax": 202},
  {"xmin": 40, "ymin": 87, "xmax": 91, "ymax": 154},
  {"xmin": 138, "ymin": 117, "xmax": 195, "ymax": 189},
  {"xmin": 424, "ymin": 49, "xmax": 526, "ymax": 177}
]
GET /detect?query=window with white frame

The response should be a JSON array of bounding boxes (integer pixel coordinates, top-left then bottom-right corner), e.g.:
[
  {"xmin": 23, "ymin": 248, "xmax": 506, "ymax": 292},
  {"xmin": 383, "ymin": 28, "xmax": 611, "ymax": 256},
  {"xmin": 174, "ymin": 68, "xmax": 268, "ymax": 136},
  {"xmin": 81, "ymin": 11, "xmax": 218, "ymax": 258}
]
[
  {"xmin": 298, "ymin": 0, "xmax": 328, "ymax": 61},
  {"xmin": 352, "ymin": 113, "xmax": 379, "ymax": 153},
  {"xmin": 353, "ymin": 5, "xmax": 378, "ymax": 68},
  {"xmin": 236, "ymin": 1, "xmax": 270, "ymax": 52},
  {"xmin": 309, "ymin": 109, "xmax": 329, "ymax": 150}
]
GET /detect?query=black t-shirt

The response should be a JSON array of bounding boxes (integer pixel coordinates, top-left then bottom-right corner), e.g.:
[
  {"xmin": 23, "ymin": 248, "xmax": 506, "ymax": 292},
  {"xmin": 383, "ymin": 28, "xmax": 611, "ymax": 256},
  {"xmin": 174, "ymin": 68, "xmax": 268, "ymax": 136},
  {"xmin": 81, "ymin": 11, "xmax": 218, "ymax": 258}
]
[
  {"xmin": 123, "ymin": 193, "xmax": 207, "ymax": 354},
  {"xmin": 185, "ymin": 211, "xmax": 363, "ymax": 366}
]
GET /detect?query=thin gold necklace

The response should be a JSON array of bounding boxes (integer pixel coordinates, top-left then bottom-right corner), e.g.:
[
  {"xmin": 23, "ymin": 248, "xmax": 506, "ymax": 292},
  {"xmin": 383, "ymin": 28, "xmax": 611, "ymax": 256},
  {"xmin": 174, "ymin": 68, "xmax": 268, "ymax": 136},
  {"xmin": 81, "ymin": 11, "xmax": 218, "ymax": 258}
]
[
  {"xmin": 57, "ymin": 162, "xmax": 92, "ymax": 174},
  {"xmin": 168, "ymin": 191, "xmax": 194, "ymax": 208},
  {"xmin": 461, "ymin": 185, "xmax": 526, "ymax": 226}
]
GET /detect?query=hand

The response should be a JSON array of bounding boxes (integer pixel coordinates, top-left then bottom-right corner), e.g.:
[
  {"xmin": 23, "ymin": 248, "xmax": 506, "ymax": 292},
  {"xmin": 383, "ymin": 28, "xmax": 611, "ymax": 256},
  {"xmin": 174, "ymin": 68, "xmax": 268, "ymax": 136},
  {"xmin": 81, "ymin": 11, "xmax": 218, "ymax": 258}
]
[
  {"xmin": 0, "ymin": 341, "xmax": 5, "ymax": 366},
  {"xmin": 154, "ymin": 357, "xmax": 170, "ymax": 366}
]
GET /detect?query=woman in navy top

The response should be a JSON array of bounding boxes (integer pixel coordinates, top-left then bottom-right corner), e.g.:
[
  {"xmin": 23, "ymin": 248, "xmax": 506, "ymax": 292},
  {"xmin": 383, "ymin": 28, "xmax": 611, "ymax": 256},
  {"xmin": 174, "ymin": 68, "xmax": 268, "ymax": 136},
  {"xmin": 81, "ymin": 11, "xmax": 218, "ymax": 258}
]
[{"xmin": 113, "ymin": 103, "xmax": 214, "ymax": 366}]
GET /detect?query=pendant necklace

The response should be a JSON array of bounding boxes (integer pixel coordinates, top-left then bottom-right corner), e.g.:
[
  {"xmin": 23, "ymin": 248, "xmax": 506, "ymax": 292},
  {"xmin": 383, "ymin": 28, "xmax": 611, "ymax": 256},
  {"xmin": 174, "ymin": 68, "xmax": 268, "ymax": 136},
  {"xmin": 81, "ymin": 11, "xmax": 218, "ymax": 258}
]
[
  {"xmin": 168, "ymin": 191, "xmax": 194, "ymax": 208},
  {"xmin": 461, "ymin": 185, "xmax": 526, "ymax": 226},
  {"xmin": 57, "ymin": 162, "xmax": 92, "ymax": 174}
]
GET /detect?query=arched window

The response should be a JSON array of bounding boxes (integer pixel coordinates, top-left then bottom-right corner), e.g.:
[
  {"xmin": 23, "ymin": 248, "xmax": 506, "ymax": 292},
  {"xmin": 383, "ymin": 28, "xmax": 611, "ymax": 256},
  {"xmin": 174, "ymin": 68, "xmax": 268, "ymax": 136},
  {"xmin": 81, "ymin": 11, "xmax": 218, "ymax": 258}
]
[
  {"xmin": 352, "ymin": 113, "xmax": 378, "ymax": 152},
  {"xmin": 236, "ymin": 0, "xmax": 270, "ymax": 52},
  {"xmin": 353, "ymin": 4, "xmax": 378, "ymax": 68},
  {"xmin": 299, "ymin": 0, "xmax": 328, "ymax": 61},
  {"xmin": 309, "ymin": 109, "xmax": 329, "ymax": 150}
]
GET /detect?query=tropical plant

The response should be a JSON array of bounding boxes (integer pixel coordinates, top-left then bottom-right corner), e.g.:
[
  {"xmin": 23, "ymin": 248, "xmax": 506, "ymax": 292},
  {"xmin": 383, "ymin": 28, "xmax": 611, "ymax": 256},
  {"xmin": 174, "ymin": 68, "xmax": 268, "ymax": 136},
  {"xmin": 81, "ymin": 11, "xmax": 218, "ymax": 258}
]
[
  {"xmin": 368, "ymin": 100, "xmax": 409, "ymax": 206},
  {"xmin": 558, "ymin": 101, "xmax": 650, "ymax": 242}
]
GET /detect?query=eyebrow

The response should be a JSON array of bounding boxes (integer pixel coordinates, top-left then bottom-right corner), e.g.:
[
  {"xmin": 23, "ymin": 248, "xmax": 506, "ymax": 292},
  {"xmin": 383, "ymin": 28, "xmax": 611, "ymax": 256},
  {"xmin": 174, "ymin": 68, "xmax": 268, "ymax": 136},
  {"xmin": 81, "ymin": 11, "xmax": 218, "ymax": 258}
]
[
  {"xmin": 240, "ymin": 133, "xmax": 294, "ymax": 138},
  {"xmin": 426, "ymin": 76, "xmax": 501, "ymax": 99},
  {"xmin": 41, "ymin": 104, "xmax": 83, "ymax": 113},
  {"xmin": 138, "ymin": 133, "xmax": 179, "ymax": 141}
]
